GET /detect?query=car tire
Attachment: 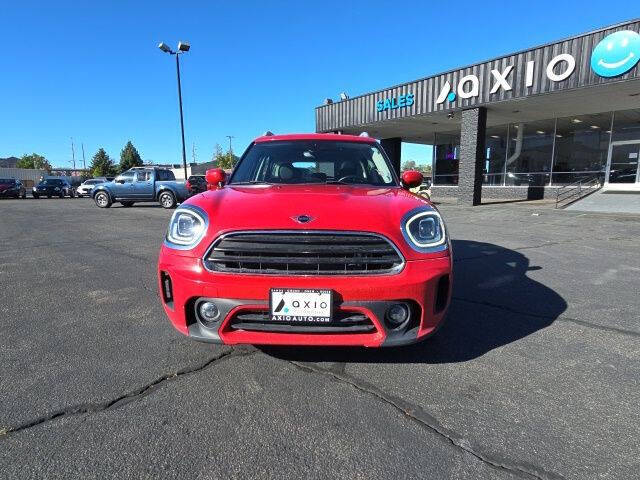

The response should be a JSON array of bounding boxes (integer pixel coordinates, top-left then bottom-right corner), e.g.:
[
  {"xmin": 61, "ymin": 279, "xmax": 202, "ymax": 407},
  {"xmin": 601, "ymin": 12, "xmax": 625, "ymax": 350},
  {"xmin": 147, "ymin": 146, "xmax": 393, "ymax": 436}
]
[
  {"xmin": 159, "ymin": 191, "xmax": 177, "ymax": 209},
  {"xmin": 47, "ymin": 195, "xmax": 52, "ymax": 198},
  {"xmin": 94, "ymin": 191, "xmax": 112, "ymax": 208},
  {"xmin": 59, "ymin": 191, "xmax": 64, "ymax": 198},
  {"xmin": 121, "ymin": 201, "xmax": 134, "ymax": 207},
  {"xmin": 22, "ymin": 193, "xmax": 27, "ymax": 199},
  {"xmin": 33, "ymin": 194, "xmax": 39, "ymax": 199}
]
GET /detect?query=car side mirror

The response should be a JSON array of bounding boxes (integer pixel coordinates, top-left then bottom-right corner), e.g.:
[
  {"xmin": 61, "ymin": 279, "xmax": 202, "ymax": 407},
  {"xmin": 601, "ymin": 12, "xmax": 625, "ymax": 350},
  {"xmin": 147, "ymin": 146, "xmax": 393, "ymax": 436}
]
[
  {"xmin": 401, "ymin": 170, "xmax": 423, "ymax": 189},
  {"xmin": 206, "ymin": 168, "xmax": 226, "ymax": 189}
]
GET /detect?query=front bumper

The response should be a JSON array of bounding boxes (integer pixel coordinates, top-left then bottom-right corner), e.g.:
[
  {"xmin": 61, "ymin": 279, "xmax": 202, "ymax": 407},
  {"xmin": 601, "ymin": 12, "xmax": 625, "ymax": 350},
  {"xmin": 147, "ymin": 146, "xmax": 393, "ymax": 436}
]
[{"xmin": 158, "ymin": 248, "xmax": 451, "ymax": 347}]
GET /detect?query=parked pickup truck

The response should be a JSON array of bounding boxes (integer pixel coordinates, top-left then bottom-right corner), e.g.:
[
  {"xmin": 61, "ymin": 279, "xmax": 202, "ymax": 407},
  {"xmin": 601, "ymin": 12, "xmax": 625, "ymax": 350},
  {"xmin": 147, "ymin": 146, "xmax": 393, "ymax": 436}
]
[{"xmin": 91, "ymin": 167, "xmax": 188, "ymax": 209}]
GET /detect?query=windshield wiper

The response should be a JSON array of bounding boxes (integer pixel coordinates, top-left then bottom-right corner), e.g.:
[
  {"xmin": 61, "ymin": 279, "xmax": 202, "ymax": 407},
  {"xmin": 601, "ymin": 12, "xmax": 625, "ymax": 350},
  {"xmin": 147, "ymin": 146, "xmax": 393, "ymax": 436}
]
[{"xmin": 324, "ymin": 180, "xmax": 372, "ymax": 185}]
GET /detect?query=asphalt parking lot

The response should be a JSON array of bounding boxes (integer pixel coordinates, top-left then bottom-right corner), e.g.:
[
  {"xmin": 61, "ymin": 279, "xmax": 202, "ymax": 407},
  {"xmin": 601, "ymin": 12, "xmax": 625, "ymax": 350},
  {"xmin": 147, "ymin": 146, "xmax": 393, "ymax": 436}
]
[{"xmin": 1, "ymin": 198, "xmax": 638, "ymax": 479}]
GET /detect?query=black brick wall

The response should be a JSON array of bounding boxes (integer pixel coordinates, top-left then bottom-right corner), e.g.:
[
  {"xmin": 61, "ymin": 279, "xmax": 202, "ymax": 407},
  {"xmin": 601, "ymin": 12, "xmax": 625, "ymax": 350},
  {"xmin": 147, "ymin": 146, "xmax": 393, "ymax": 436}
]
[
  {"xmin": 458, "ymin": 108, "xmax": 487, "ymax": 206},
  {"xmin": 432, "ymin": 185, "xmax": 563, "ymax": 201}
]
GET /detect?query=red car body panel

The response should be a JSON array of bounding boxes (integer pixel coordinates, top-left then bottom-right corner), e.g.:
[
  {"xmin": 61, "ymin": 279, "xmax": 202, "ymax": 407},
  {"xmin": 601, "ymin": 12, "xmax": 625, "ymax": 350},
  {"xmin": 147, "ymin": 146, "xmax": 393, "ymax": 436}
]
[{"xmin": 158, "ymin": 134, "xmax": 452, "ymax": 347}]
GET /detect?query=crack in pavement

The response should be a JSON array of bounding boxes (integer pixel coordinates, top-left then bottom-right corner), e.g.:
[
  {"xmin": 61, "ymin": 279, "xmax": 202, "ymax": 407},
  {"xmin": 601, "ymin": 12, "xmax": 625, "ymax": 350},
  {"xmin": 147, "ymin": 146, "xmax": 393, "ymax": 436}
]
[
  {"xmin": 289, "ymin": 360, "xmax": 564, "ymax": 480},
  {"xmin": 452, "ymin": 297, "xmax": 640, "ymax": 338},
  {"xmin": 0, "ymin": 347, "xmax": 255, "ymax": 438}
]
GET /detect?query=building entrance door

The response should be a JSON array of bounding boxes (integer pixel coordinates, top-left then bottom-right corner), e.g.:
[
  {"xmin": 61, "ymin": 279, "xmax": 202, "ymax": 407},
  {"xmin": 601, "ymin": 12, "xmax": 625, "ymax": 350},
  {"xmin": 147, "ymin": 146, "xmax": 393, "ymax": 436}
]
[{"xmin": 606, "ymin": 141, "xmax": 640, "ymax": 186}]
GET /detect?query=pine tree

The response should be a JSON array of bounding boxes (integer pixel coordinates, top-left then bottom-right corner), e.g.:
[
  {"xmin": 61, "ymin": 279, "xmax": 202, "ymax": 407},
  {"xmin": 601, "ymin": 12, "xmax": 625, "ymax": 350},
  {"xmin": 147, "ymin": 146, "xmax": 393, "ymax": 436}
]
[
  {"xmin": 91, "ymin": 148, "xmax": 116, "ymax": 177},
  {"xmin": 119, "ymin": 141, "xmax": 143, "ymax": 172}
]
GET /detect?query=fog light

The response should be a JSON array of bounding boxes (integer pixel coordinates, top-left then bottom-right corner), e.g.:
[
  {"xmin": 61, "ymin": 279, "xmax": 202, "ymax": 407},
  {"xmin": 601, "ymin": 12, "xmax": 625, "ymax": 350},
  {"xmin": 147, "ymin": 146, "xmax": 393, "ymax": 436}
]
[
  {"xmin": 199, "ymin": 301, "xmax": 220, "ymax": 323},
  {"xmin": 385, "ymin": 303, "xmax": 409, "ymax": 327}
]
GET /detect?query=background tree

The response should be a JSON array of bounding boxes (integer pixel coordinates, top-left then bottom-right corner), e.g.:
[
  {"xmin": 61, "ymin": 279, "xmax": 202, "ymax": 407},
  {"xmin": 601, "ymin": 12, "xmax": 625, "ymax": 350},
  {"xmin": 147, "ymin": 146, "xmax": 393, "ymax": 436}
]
[
  {"xmin": 90, "ymin": 148, "xmax": 117, "ymax": 177},
  {"xmin": 401, "ymin": 160, "xmax": 416, "ymax": 171},
  {"xmin": 212, "ymin": 144, "xmax": 238, "ymax": 170},
  {"xmin": 17, "ymin": 153, "xmax": 51, "ymax": 172},
  {"xmin": 119, "ymin": 141, "xmax": 143, "ymax": 172}
]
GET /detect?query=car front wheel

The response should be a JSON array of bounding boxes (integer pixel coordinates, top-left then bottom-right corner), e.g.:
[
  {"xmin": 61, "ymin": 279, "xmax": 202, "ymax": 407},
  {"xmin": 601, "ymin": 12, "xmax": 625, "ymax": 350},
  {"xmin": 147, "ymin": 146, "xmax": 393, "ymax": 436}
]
[
  {"xmin": 159, "ymin": 191, "xmax": 176, "ymax": 209},
  {"xmin": 94, "ymin": 191, "xmax": 112, "ymax": 208}
]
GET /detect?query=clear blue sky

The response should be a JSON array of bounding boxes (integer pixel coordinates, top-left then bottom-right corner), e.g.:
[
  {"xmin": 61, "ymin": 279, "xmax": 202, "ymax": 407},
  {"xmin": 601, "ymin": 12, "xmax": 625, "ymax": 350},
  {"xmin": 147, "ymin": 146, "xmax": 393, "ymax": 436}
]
[{"xmin": 0, "ymin": 1, "xmax": 637, "ymax": 168}]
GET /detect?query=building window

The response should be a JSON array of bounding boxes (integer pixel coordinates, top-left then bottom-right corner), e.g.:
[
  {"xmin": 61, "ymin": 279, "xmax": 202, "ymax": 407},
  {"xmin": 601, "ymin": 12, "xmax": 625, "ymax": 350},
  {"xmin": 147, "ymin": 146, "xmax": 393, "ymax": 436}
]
[
  {"xmin": 611, "ymin": 108, "xmax": 640, "ymax": 142},
  {"xmin": 433, "ymin": 132, "xmax": 460, "ymax": 185},
  {"xmin": 484, "ymin": 126, "xmax": 508, "ymax": 185},
  {"xmin": 552, "ymin": 113, "xmax": 611, "ymax": 184},
  {"xmin": 505, "ymin": 119, "xmax": 555, "ymax": 186}
]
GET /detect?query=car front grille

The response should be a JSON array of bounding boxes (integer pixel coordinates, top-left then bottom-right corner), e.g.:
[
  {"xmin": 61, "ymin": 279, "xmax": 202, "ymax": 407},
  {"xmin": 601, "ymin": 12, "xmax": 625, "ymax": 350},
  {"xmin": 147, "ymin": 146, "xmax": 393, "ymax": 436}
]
[
  {"xmin": 203, "ymin": 231, "xmax": 404, "ymax": 275},
  {"xmin": 229, "ymin": 308, "xmax": 376, "ymax": 333}
]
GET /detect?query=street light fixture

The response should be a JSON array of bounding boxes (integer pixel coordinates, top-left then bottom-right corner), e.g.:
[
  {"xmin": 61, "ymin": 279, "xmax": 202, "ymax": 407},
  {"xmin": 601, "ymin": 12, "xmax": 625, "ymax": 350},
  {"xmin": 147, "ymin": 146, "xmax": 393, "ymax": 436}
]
[{"xmin": 158, "ymin": 40, "xmax": 190, "ymax": 180}]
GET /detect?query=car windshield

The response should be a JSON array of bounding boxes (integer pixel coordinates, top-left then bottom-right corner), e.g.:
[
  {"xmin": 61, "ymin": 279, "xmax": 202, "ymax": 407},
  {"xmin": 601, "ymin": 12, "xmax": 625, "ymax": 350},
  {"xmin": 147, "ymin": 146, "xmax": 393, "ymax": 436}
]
[
  {"xmin": 84, "ymin": 180, "xmax": 100, "ymax": 185},
  {"xmin": 229, "ymin": 140, "xmax": 397, "ymax": 186}
]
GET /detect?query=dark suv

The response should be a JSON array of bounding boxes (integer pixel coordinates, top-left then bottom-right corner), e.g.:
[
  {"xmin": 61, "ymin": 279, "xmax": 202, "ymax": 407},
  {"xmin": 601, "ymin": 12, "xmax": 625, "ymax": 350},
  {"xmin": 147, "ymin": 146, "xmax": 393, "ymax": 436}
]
[
  {"xmin": 186, "ymin": 175, "xmax": 207, "ymax": 196},
  {"xmin": 0, "ymin": 178, "xmax": 27, "ymax": 199},
  {"xmin": 33, "ymin": 178, "xmax": 75, "ymax": 199}
]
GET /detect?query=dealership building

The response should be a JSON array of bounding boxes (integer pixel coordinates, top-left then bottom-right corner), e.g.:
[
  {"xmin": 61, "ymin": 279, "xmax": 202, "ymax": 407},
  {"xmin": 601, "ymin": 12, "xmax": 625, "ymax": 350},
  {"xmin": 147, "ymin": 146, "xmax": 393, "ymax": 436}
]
[{"xmin": 315, "ymin": 19, "xmax": 640, "ymax": 205}]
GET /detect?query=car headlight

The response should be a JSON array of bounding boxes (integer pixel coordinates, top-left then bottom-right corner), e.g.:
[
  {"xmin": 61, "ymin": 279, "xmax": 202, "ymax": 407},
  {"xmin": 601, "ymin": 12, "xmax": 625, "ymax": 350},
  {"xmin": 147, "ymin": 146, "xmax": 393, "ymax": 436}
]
[
  {"xmin": 165, "ymin": 206, "xmax": 208, "ymax": 248},
  {"xmin": 401, "ymin": 208, "xmax": 447, "ymax": 252}
]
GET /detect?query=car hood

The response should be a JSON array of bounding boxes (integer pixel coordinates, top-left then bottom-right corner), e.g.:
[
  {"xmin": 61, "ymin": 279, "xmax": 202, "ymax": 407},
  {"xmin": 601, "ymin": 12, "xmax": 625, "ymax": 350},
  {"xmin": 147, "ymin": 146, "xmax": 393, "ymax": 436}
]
[{"xmin": 184, "ymin": 184, "xmax": 444, "ymax": 260}]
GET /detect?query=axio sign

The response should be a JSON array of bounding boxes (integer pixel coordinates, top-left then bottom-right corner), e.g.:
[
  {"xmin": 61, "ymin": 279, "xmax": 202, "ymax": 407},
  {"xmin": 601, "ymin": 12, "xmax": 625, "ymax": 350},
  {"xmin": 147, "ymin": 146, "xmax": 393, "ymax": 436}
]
[
  {"xmin": 436, "ymin": 53, "xmax": 576, "ymax": 105},
  {"xmin": 435, "ymin": 29, "xmax": 639, "ymax": 106},
  {"xmin": 372, "ymin": 29, "xmax": 639, "ymax": 112}
]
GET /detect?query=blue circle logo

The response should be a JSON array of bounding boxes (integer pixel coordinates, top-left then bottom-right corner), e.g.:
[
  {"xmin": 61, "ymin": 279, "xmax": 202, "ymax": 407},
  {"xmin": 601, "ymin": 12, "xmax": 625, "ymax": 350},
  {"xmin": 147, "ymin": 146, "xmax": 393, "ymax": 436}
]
[
  {"xmin": 447, "ymin": 92, "xmax": 456, "ymax": 102},
  {"xmin": 591, "ymin": 30, "xmax": 640, "ymax": 78}
]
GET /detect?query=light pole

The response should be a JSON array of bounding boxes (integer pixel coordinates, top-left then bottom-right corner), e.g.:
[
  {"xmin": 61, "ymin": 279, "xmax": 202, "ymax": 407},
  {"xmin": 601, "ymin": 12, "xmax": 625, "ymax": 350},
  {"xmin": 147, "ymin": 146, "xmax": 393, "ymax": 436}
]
[
  {"xmin": 158, "ymin": 41, "xmax": 190, "ymax": 180},
  {"xmin": 225, "ymin": 135, "xmax": 235, "ymax": 157}
]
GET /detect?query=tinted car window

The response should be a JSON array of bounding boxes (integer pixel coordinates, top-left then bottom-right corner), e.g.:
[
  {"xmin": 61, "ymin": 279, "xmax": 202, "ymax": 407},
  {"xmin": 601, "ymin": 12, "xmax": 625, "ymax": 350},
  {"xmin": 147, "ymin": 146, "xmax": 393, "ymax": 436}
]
[
  {"xmin": 136, "ymin": 171, "xmax": 151, "ymax": 182},
  {"xmin": 230, "ymin": 141, "xmax": 397, "ymax": 186},
  {"xmin": 157, "ymin": 170, "xmax": 175, "ymax": 181}
]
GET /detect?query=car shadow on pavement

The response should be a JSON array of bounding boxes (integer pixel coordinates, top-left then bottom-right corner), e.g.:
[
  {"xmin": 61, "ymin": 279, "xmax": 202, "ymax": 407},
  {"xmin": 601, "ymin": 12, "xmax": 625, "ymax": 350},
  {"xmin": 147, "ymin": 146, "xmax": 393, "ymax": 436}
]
[{"xmin": 260, "ymin": 240, "xmax": 567, "ymax": 364}]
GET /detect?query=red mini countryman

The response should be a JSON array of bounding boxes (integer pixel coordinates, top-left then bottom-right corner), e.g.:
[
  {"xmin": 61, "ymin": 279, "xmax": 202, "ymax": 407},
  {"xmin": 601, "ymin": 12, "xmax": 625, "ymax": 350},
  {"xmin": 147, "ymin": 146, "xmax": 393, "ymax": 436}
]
[{"xmin": 158, "ymin": 133, "xmax": 451, "ymax": 347}]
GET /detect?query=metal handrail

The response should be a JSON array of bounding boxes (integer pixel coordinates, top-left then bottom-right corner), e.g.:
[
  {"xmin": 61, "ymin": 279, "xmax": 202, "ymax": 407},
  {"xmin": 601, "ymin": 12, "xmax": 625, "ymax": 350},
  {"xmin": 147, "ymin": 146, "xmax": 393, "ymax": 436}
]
[{"xmin": 555, "ymin": 173, "xmax": 604, "ymax": 209}]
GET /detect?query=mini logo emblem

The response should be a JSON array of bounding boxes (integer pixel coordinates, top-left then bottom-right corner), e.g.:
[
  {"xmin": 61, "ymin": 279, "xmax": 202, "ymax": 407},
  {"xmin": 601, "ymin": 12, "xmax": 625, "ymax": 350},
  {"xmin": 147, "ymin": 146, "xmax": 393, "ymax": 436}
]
[{"xmin": 292, "ymin": 214, "xmax": 314, "ymax": 224}]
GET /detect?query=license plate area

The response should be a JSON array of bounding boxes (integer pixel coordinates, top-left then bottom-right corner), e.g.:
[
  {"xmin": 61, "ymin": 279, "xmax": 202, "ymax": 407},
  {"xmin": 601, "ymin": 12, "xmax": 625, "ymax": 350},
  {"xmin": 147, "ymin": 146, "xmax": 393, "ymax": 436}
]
[{"xmin": 269, "ymin": 288, "xmax": 333, "ymax": 323}]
